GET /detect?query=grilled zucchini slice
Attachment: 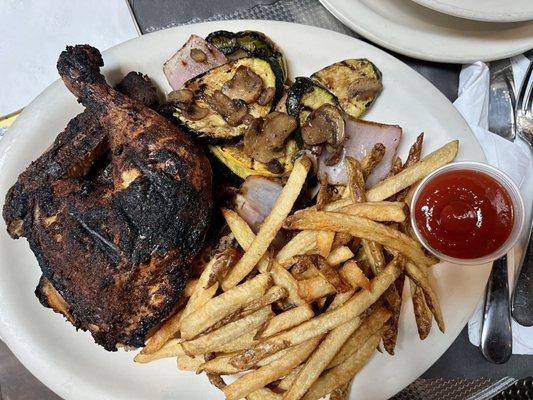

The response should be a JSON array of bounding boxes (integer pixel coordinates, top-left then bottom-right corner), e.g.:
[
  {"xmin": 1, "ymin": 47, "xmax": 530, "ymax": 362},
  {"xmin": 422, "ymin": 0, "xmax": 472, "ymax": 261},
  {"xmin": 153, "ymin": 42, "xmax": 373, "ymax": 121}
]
[
  {"xmin": 209, "ymin": 139, "xmax": 299, "ymax": 179},
  {"xmin": 206, "ymin": 30, "xmax": 287, "ymax": 101},
  {"xmin": 173, "ymin": 57, "xmax": 277, "ymax": 141},
  {"xmin": 311, "ymin": 59, "xmax": 382, "ymax": 118},
  {"xmin": 286, "ymin": 77, "xmax": 339, "ymax": 126}
]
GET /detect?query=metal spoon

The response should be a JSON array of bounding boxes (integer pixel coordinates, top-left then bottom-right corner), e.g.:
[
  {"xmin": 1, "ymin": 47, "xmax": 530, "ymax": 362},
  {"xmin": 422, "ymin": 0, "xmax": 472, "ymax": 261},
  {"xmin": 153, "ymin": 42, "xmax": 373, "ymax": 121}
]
[{"xmin": 480, "ymin": 255, "xmax": 513, "ymax": 364}]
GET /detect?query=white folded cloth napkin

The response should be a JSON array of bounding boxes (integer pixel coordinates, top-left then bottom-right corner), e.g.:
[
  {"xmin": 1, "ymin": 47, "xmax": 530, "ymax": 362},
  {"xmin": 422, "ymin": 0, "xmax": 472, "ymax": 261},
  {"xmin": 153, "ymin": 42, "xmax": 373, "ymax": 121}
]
[
  {"xmin": 454, "ymin": 55, "xmax": 533, "ymax": 354},
  {"xmin": 0, "ymin": 0, "xmax": 140, "ymax": 116}
]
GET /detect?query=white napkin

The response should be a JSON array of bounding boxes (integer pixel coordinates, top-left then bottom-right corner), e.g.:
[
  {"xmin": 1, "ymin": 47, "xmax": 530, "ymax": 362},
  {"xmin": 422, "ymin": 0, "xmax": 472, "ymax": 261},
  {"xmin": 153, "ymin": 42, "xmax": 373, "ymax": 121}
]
[
  {"xmin": 453, "ymin": 56, "xmax": 533, "ymax": 354},
  {"xmin": 0, "ymin": 0, "xmax": 140, "ymax": 116}
]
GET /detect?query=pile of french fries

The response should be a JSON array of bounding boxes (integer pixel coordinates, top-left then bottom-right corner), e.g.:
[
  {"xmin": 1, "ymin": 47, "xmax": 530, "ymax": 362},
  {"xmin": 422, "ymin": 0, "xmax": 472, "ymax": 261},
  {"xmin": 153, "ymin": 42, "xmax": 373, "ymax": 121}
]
[{"xmin": 134, "ymin": 136, "xmax": 459, "ymax": 400}]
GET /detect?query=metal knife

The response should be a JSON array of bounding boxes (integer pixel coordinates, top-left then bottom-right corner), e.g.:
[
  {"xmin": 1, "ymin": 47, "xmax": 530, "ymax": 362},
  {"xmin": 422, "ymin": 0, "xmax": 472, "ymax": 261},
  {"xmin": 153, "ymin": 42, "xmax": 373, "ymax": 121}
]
[{"xmin": 480, "ymin": 58, "xmax": 515, "ymax": 364}]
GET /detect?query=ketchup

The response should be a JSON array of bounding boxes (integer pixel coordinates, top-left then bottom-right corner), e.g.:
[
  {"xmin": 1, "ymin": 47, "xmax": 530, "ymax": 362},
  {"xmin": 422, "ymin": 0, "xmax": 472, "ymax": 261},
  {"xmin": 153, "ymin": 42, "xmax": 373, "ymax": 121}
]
[{"xmin": 414, "ymin": 169, "xmax": 514, "ymax": 259}]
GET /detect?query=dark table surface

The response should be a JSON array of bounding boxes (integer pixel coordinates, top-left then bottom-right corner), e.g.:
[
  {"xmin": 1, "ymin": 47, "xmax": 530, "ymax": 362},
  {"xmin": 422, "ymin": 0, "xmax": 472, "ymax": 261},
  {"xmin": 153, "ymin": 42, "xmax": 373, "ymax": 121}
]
[{"xmin": 1, "ymin": 1, "xmax": 531, "ymax": 399}]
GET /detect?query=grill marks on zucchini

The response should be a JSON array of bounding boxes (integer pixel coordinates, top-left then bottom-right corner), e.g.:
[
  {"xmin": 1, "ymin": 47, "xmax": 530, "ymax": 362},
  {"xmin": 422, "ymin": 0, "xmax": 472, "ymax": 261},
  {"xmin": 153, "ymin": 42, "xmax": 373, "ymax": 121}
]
[
  {"xmin": 173, "ymin": 57, "xmax": 277, "ymax": 141},
  {"xmin": 286, "ymin": 77, "xmax": 339, "ymax": 127},
  {"xmin": 311, "ymin": 59, "xmax": 382, "ymax": 118},
  {"xmin": 206, "ymin": 30, "xmax": 287, "ymax": 107}
]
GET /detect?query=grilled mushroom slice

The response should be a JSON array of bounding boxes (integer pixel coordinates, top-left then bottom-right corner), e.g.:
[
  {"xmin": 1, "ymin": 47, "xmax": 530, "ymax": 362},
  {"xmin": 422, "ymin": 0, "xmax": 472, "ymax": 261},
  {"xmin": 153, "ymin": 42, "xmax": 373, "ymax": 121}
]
[
  {"xmin": 301, "ymin": 103, "xmax": 345, "ymax": 147},
  {"xmin": 205, "ymin": 90, "xmax": 248, "ymax": 127},
  {"xmin": 222, "ymin": 65, "xmax": 263, "ymax": 103},
  {"xmin": 168, "ymin": 89, "xmax": 194, "ymax": 105},
  {"xmin": 243, "ymin": 112, "xmax": 297, "ymax": 163}
]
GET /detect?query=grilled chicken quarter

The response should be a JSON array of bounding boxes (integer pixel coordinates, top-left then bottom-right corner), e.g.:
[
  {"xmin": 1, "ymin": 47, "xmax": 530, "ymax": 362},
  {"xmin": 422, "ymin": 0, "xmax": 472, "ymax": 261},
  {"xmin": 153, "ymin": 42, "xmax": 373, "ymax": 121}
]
[{"xmin": 2, "ymin": 45, "xmax": 213, "ymax": 351}]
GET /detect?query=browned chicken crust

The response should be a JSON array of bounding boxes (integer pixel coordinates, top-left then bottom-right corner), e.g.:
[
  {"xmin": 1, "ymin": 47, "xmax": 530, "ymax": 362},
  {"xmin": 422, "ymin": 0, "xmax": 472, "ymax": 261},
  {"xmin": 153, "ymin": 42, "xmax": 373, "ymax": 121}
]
[{"xmin": 3, "ymin": 45, "xmax": 213, "ymax": 351}]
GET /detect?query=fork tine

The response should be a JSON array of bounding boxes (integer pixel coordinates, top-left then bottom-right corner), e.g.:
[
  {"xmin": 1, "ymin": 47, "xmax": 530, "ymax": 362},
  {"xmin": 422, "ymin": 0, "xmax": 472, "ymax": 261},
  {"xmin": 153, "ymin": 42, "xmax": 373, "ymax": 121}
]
[{"xmin": 517, "ymin": 60, "xmax": 533, "ymax": 112}]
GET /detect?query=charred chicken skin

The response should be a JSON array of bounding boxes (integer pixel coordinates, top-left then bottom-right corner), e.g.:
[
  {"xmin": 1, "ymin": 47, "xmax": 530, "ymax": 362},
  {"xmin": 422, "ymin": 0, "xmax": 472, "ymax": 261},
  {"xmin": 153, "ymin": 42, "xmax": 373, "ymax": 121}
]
[{"xmin": 2, "ymin": 45, "xmax": 212, "ymax": 351}]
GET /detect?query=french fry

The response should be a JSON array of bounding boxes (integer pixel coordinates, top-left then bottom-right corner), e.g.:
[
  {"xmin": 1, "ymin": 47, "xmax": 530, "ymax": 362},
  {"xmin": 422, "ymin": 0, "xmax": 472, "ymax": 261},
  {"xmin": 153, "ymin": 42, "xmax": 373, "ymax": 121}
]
[
  {"xmin": 221, "ymin": 208, "xmax": 270, "ymax": 273},
  {"xmin": 365, "ymin": 140, "xmax": 459, "ymax": 201},
  {"xmin": 411, "ymin": 279, "xmax": 433, "ymax": 339},
  {"xmin": 205, "ymin": 248, "xmax": 242, "ymax": 288},
  {"xmin": 199, "ymin": 352, "xmax": 243, "ymax": 375},
  {"xmin": 277, "ymin": 365, "xmax": 304, "ymax": 390},
  {"xmin": 247, "ymin": 388, "xmax": 283, "ymax": 400},
  {"xmin": 222, "ymin": 156, "xmax": 311, "ymax": 290},
  {"xmin": 284, "ymin": 211, "xmax": 435, "ymax": 267},
  {"xmin": 223, "ymin": 337, "xmax": 322, "ymax": 400},
  {"xmin": 330, "ymin": 382, "xmax": 351, "ymax": 400},
  {"xmin": 308, "ymin": 254, "xmax": 352, "ymax": 293},
  {"xmin": 298, "ymin": 260, "xmax": 369, "ymax": 303},
  {"xmin": 332, "ymin": 232, "xmax": 353, "ymax": 250},
  {"xmin": 341, "ymin": 260, "xmax": 371, "ymax": 290},
  {"xmin": 326, "ymin": 246, "xmax": 355, "ymax": 266},
  {"xmin": 230, "ymin": 257, "xmax": 403, "ymax": 369},
  {"xmin": 181, "ymin": 257, "xmax": 221, "ymax": 322},
  {"xmin": 316, "ymin": 177, "xmax": 330, "ymax": 211},
  {"xmin": 405, "ymin": 261, "xmax": 445, "ymax": 332},
  {"xmin": 284, "ymin": 318, "xmax": 361, "ymax": 400},
  {"xmin": 177, "ymin": 354, "xmax": 205, "ymax": 372},
  {"xmin": 328, "ymin": 308, "xmax": 390, "ymax": 368},
  {"xmin": 216, "ymin": 330, "xmax": 258, "ymax": 353},
  {"xmin": 360, "ymin": 143, "xmax": 386, "ymax": 180},
  {"xmin": 345, "ymin": 156, "xmax": 366, "ymax": 203},
  {"xmin": 139, "ymin": 310, "xmax": 184, "ymax": 355},
  {"xmin": 256, "ymin": 304, "xmax": 314, "ymax": 339},
  {"xmin": 182, "ymin": 307, "xmax": 273, "ymax": 355},
  {"xmin": 390, "ymin": 133, "xmax": 424, "ymax": 202},
  {"xmin": 134, "ymin": 339, "xmax": 185, "ymax": 363},
  {"xmin": 180, "ymin": 273, "xmax": 271, "ymax": 340},
  {"xmin": 184, "ymin": 279, "xmax": 198, "ymax": 297},
  {"xmin": 301, "ymin": 333, "xmax": 382, "ymax": 400},
  {"xmin": 206, "ymin": 372, "xmax": 226, "ymax": 390},
  {"xmin": 339, "ymin": 202, "xmax": 407, "ymax": 222},
  {"xmin": 270, "ymin": 262, "xmax": 305, "ymax": 306},
  {"xmin": 316, "ymin": 230, "xmax": 335, "ymax": 258},
  {"xmin": 276, "ymin": 230, "xmax": 317, "ymax": 267}
]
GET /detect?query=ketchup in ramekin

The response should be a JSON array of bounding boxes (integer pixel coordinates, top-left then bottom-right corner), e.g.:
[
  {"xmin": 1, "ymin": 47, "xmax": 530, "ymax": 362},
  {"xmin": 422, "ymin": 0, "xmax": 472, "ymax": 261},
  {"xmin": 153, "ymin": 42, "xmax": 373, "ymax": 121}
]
[{"xmin": 411, "ymin": 162, "xmax": 524, "ymax": 264}]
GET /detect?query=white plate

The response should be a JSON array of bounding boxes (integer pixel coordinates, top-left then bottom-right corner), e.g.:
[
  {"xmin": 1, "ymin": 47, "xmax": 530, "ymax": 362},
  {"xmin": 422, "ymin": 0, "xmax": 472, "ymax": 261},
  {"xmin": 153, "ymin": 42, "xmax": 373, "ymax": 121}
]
[
  {"xmin": 319, "ymin": 0, "xmax": 533, "ymax": 63},
  {"xmin": 410, "ymin": 0, "xmax": 533, "ymax": 22},
  {"xmin": 0, "ymin": 20, "xmax": 490, "ymax": 400}
]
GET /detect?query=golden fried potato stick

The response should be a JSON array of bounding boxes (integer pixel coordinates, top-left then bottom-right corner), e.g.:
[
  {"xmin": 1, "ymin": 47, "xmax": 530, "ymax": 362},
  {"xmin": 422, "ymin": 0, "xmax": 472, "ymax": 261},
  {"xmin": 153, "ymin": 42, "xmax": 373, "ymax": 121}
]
[
  {"xmin": 284, "ymin": 211, "xmax": 434, "ymax": 267},
  {"xmin": 330, "ymin": 382, "xmax": 351, "ymax": 400},
  {"xmin": 138, "ymin": 309, "xmax": 184, "ymax": 356},
  {"xmin": 405, "ymin": 261, "xmax": 445, "ymax": 332},
  {"xmin": 365, "ymin": 140, "xmax": 458, "ymax": 201},
  {"xmin": 271, "ymin": 262, "xmax": 306, "ymax": 306},
  {"xmin": 180, "ymin": 273, "xmax": 271, "ymax": 340},
  {"xmin": 411, "ymin": 280, "xmax": 433, "ymax": 339},
  {"xmin": 301, "ymin": 333, "xmax": 382, "ymax": 400},
  {"xmin": 328, "ymin": 308, "xmax": 390, "ymax": 368},
  {"xmin": 284, "ymin": 317, "xmax": 361, "ymax": 400},
  {"xmin": 216, "ymin": 330, "xmax": 258, "ymax": 353},
  {"xmin": 360, "ymin": 143, "xmax": 386, "ymax": 180},
  {"xmin": 297, "ymin": 260, "xmax": 370, "ymax": 303},
  {"xmin": 221, "ymin": 208, "xmax": 270, "ymax": 273},
  {"xmin": 222, "ymin": 337, "xmax": 322, "ymax": 400},
  {"xmin": 177, "ymin": 353, "xmax": 205, "ymax": 372},
  {"xmin": 247, "ymin": 388, "xmax": 283, "ymax": 400},
  {"xmin": 316, "ymin": 230, "xmax": 335, "ymax": 258},
  {"xmin": 222, "ymin": 156, "xmax": 312, "ymax": 290},
  {"xmin": 277, "ymin": 365, "xmax": 304, "ymax": 391},
  {"xmin": 134, "ymin": 339, "xmax": 185, "ymax": 363},
  {"xmin": 182, "ymin": 307, "xmax": 273, "ymax": 355},
  {"xmin": 230, "ymin": 257, "xmax": 403, "ymax": 370},
  {"xmin": 256, "ymin": 304, "xmax": 315, "ymax": 339},
  {"xmin": 339, "ymin": 202, "xmax": 407, "ymax": 223}
]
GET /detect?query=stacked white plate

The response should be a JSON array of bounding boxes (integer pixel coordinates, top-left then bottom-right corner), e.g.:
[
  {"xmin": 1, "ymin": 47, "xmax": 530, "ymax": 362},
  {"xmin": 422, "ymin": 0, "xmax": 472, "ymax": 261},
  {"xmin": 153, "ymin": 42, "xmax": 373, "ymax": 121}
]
[{"xmin": 319, "ymin": 0, "xmax": 533, "ymax": 63}]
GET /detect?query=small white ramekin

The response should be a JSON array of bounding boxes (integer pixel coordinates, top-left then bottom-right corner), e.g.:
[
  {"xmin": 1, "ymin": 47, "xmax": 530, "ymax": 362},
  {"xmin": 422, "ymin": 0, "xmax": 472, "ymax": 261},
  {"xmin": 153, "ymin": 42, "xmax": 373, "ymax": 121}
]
[{"xmin": 410, "ymin": 161, "xmax": 525, "ymax": 265}]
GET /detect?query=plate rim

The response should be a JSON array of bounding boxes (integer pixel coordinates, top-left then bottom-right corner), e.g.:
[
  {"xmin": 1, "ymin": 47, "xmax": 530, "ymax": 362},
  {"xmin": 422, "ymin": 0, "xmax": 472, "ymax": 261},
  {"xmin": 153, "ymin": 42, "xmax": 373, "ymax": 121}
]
[
  {"xmin": 319, "ymin": 0, "xmax": 533, "ymax": 63},
  {"xmin": 0, "ymin": 19, "xmax": 489, "ymax": 400},
  {"xmin": 409, "ymin": 0, "xmax": 533, "ymax": 22}
]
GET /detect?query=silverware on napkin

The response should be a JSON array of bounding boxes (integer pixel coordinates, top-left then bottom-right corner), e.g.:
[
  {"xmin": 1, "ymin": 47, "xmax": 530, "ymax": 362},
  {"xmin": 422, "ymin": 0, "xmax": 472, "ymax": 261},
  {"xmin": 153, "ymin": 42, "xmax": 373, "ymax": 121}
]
[{"xmin": 480, "ymin": 58, "xmax": 515, "ymax": 364}]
